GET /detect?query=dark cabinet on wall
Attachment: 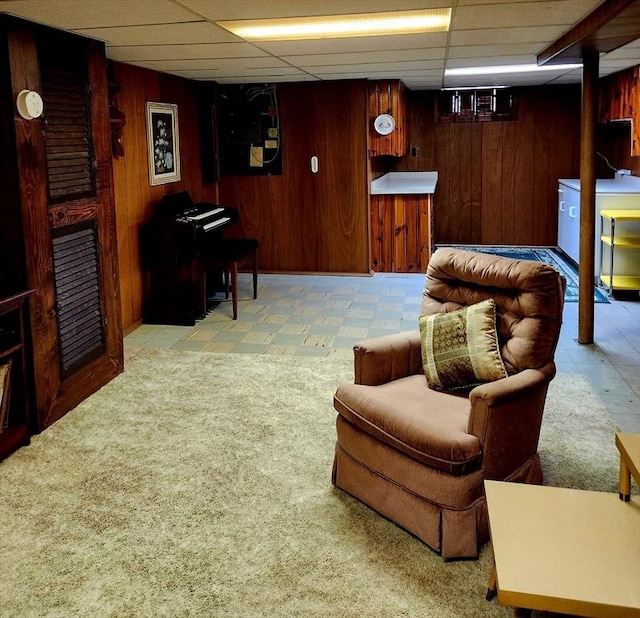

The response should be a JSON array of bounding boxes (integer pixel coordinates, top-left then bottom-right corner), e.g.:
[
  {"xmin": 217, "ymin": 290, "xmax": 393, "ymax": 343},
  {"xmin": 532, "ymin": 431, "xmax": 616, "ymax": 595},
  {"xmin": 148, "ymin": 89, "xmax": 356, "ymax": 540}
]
[
  {"xmin": 369, "ymin": 80, "xmax": 409, "ymax": 157},
  {"xmin": 0, "ymin": 16, "xmax": 123, "ymax": 433}
]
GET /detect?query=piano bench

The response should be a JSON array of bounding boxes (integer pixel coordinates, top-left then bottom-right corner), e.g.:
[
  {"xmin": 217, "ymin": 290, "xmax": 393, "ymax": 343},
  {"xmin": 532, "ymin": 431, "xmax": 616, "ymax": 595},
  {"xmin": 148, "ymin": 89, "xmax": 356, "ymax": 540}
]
[{"xmin": 202, "ymin": 238, "xmax": 258, "ymax": 320}]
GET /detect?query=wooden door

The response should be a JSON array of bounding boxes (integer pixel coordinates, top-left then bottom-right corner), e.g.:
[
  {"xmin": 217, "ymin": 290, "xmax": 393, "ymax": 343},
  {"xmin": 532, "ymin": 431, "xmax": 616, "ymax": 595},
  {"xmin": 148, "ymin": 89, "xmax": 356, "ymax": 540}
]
[
  {"xmin": 5, "ymin": 19, "xmax": 122, "ymax": 430},
  {"xmin": 282, "ymin": 81, "xmax": 369, "ymax": 273}
]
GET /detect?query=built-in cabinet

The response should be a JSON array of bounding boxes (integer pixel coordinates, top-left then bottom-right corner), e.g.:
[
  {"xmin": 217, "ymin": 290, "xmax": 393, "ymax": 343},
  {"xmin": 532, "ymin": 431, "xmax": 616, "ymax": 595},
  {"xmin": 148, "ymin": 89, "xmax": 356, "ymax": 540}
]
[
  {"xmin": 368, "ymin": 80, "xmax": 409, "ymax": 157},
  {"xmin": 0, "ymin": 16, "xmax": 123, "ymax": 431},
  {"xmin": 557, "ymin": 178, "xmax": 640, "ymax": 281},
  {"xmin": 370, "ymin": 194, "xmax": 433, "ymax": 273},
  {"xmin": 557, "ymin": 183, "xmax": 581, "ymax": 264},
  {"xmin": 600, "ymin": 65, "xmax": 639, "ymax": 157},
  {"xmin": 599, "ymin": 209, "xmax": 640, "ymax": 293}
]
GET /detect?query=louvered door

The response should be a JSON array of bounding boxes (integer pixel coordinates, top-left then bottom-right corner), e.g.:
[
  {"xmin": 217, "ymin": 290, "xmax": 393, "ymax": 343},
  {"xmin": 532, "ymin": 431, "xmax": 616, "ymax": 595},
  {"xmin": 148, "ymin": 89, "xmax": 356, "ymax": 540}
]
[
  {"xmin": 40, "ymin": 50, "xmax": 108, "ymax": 380},
  {"xmin": 42, "ymin": 66, "xmax": 95, "ymax": 202},
  {"xmin": 5, "ymin": 19, "xmax": 123, "ymax": 431},
  {"xmin": 51, "ymin": 226, "xmax": 104, "ymax": 375}
]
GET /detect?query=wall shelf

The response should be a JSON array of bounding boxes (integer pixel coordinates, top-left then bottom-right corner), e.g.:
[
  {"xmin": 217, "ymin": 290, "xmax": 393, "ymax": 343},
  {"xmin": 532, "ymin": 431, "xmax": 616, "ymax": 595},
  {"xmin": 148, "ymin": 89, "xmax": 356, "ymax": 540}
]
[{"xmin": 0, "ymin": 289, "xmax": 34, "ymax": 460}]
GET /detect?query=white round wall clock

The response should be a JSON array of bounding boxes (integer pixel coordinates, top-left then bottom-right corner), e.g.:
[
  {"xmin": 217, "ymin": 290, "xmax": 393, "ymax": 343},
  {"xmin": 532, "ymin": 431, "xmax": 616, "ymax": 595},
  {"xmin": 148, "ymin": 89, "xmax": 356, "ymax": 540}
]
[
  {"xmin": 16, "ymin": 89, "xmax": 44, "ymax": 120},
  {"xmin": 373, "ymin": 113, "xmax": 396, "ymax": 135}
]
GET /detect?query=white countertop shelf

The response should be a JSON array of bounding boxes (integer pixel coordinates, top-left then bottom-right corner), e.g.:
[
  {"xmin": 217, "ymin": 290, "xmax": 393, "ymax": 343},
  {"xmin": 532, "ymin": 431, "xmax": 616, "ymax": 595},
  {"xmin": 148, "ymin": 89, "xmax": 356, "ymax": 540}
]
[
  {"xmin": 371, "ymin": 171, "xmax": 438, "ymax": 195},
  {"xmin": 559, "ymin": 175, "xmax": 640, "ymax": 194}
]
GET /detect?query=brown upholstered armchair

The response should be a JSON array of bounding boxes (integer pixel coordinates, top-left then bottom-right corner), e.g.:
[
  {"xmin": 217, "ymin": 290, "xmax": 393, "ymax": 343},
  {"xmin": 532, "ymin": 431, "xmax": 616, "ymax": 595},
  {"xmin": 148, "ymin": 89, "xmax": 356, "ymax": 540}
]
[{"xmin": 332, "ymin": 248, "xmax": 566, "ymax": 559}]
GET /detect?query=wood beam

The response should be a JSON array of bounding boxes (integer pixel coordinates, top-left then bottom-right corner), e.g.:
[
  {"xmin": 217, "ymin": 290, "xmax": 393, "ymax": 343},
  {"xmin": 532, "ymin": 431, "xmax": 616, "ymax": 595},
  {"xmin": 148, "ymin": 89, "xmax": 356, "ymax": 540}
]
[
  {"xmin": 538, "ymin": 0, "xmax": 640, "ymax": 66},
  {"xmin": 578, "ymin": 51, "xmax": 599, "ymax": 345}
]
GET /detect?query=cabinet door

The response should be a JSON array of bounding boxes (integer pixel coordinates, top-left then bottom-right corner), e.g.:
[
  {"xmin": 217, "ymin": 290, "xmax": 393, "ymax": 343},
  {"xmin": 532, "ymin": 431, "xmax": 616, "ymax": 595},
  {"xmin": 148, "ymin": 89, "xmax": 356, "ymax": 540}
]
[
  {"xmin": 371, "ymin": 194, "xmax": 432, "ymax": 273},
  {"xmin": 369, "ymin": 80, "xmax": 409, "ymax": 157},
  {"xmin": 558, "ymin": 184, "xmax": 580, "ymax": 264}
]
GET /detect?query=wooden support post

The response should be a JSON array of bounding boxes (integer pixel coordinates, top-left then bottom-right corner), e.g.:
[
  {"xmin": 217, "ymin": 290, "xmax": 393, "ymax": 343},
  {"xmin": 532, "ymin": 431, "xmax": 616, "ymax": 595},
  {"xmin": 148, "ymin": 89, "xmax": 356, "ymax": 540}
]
[{"xmin": 578, "ymin": 51, "xmax": 599, "ymax": 345}]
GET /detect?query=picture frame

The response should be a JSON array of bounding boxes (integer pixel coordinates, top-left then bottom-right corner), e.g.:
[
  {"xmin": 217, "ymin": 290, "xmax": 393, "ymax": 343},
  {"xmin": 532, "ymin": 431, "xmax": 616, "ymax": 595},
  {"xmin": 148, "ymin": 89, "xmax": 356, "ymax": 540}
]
[{"xmin": 146, "ymin": 102, "xmax": 181, "ymax": 186}]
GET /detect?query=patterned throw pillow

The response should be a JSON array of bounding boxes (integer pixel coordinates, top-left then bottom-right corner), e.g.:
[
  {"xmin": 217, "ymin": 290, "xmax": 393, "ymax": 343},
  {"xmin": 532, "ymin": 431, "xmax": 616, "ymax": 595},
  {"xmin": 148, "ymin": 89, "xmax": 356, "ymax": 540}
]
[{"xmin": 419, "ymin": 298, "xmax": 507, "ymax": 391}]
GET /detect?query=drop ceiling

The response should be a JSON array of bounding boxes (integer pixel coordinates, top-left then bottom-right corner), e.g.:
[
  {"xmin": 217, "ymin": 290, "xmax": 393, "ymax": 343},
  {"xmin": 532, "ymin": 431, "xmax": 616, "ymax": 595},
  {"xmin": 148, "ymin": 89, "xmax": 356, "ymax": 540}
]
[{"xmin": 0, "ymin": 0, "xmax": 638, "ymax": 90}]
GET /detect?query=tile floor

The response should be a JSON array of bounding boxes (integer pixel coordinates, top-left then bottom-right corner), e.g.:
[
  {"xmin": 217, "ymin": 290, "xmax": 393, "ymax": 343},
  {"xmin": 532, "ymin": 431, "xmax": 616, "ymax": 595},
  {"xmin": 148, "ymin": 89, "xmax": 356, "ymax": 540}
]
[{"xmin": 125, "ymin": 272, "xmax": 640, "ymax": 432}]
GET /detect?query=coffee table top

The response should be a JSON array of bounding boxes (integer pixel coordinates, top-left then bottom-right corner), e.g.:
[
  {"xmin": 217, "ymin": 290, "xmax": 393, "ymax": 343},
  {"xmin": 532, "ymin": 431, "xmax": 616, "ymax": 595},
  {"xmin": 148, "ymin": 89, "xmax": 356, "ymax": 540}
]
[
  {"xmin": 616, "ymin": 432, "xmax": 640, "ymax": 483},
  {"xmin": 485, "ymin": 480, "xmax": 640, "ymax": 618}
]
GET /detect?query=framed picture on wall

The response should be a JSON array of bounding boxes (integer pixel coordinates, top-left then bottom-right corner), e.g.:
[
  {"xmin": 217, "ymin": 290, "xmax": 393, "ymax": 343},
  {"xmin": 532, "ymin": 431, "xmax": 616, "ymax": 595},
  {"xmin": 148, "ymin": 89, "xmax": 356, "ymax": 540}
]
[{"xmin": 146, "ymin": 102, "xmax": 181, "ymax": 186}]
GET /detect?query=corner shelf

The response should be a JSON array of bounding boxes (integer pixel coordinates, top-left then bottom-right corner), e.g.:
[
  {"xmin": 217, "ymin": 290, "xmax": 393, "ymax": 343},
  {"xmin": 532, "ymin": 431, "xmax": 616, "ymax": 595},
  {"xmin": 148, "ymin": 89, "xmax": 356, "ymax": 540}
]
[
  {"xmin": 599, "ymin": 209, "xmax": 640, "ymax": 294},
  {"xmin": 0, "ymin": 289, "xmax": 34, "ymax": 460}
]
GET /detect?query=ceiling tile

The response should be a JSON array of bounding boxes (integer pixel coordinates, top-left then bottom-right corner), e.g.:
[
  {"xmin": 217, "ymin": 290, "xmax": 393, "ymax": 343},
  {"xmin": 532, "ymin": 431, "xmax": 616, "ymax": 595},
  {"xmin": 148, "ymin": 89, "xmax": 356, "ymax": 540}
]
[
  {"xmin": 451, "ymin": 25, "xmax": 571, "ymax": 46},
  {"xmin": 216, "ymin": 74, "xmax": 319, "ymax": 83},
  {"xmin": 131, "ymin": 57, "xmax": 292, "ymax": 72},
  {"xmin": 446, "ymin": 43, "xmax": 544, "ymax": 59},
  {"xmin": 453, "ymin": 1, "xmax": 601, "ymax": 30},
  {"xmin": 75, "ymin": 22, "xmax": 237, "ymax": 46},
  {"xmin": 174, "ymin": 67, "xmax": 306, "ymax": 79},
  {"xmin": 282, "ymin": 48, "xmax": 445, "ymax": 67},
  {"xmin": 0, "ymin": 0, "xmax": 200, "ymax": 28},
  {"xmin": 314, "ymin": 68, "xmax": 443, "ymax": 80},
  {"xmin": 307, "ymin": 60, "xmax": 444, "ymax": 74},
  {"xmin": 446, "ymin": 55, "xmax": 537, "ymax": 68},
  {"xmin": 106, "ymin": 43, "xmax": 268, "ymax": 63}
]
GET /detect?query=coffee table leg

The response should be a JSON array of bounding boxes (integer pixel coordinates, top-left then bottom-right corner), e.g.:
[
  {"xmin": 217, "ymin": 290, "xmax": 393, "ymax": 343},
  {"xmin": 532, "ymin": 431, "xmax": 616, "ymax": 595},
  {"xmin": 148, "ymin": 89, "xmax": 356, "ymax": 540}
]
[
  {"xmin": 486, "ymin": 564, "xmax": 497, "ymax": 601},
  {"xmin": 620, "ymin": 457, "xmax": 631, "ymax": 502}
]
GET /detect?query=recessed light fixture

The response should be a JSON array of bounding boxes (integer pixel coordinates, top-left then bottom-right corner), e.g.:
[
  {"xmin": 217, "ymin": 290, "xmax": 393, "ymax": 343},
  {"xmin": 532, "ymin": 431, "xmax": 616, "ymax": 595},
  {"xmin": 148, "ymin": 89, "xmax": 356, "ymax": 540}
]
[
  {"xmin": 445, "ymin": 63, "xmax": 582, "ymax": 77},
  {"xmin": 217, "ymin": 8, "xmax": 452, "ymax": 41}
]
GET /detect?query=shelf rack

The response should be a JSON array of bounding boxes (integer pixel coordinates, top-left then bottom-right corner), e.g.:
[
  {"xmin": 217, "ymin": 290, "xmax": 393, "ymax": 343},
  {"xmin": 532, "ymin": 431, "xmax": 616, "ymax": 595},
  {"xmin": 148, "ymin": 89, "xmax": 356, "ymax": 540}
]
[{"xmin": 599, "ymin": 209, "xmax": 640, "ymax": 294}]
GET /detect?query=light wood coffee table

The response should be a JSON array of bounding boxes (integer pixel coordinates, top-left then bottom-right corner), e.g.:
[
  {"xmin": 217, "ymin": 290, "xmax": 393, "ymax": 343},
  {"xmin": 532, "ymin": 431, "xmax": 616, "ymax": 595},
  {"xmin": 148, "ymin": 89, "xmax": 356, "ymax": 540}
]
[
  {"xmin": 485, "ymin": 480, "xmax": 640, "ymax": 618},
  {"xmin": 616, "ymin": 432, "xmax": 640, "ymax": 502}
]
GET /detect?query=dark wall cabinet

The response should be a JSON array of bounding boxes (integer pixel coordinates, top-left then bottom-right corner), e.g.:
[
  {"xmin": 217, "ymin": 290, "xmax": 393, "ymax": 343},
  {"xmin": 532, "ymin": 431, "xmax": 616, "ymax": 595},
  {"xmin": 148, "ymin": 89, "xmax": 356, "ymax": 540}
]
[
  {"xmin": 0, "ymin": 16, "xmax": 123, "ymax": 432},
  {"xmin": 600, "ymin": 65, "xmax": 639, "ymax": 157},
  {"xmin": 368, "ymin": 80, "xmax": 409, "ymax": 157}
]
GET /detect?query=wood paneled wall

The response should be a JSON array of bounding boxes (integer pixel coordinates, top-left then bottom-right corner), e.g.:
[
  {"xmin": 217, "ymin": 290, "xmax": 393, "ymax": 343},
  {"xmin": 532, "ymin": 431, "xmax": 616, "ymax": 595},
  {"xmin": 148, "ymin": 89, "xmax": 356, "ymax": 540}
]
[
  {"xmin": 111, "ymin": 62, "xmax": 218, "ymax": 333},
  {"xmin": 113, "ymin": 68, "xmax": 635, "ymax": 331},
  {"xmin": 218, "ymin": 81, "xmax": 369, "ymax": 275},
  {"xmin": 383, "ymin": 86, "xmax": 584, "ymax": 246}
]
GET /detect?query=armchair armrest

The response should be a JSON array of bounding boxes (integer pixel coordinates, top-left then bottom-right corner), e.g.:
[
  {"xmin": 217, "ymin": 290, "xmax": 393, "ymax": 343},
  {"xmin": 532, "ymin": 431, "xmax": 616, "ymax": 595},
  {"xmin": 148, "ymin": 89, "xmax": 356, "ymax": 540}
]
[
  {"xmin": 353, "ymin": 330, "xmax": 423, "ymax": 386},
  {"xmin": 467, "ymin": 363, "xmax": 556, "ymax": 479}
]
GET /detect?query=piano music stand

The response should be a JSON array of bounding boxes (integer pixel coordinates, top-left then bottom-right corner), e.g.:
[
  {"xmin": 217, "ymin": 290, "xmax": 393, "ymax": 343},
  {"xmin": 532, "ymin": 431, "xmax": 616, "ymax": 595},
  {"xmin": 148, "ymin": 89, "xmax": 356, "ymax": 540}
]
[{"xmin": 202, "ymin": 238, "xmax": 258, "ymax": 320}]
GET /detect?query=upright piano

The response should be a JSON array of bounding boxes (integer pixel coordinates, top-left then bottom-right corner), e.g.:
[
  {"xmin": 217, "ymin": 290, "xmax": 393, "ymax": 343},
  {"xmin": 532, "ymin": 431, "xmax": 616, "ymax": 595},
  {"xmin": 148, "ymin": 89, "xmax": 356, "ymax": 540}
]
[{"xmin": 142, "ymin": 191, "xmax": 239, "ymax": 325}]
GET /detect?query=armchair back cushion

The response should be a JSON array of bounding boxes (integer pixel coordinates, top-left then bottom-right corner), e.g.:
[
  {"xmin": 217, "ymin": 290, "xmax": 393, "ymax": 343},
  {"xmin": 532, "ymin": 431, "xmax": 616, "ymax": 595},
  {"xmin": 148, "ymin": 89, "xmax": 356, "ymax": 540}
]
[{"xmin": 421, "ymin": 248, "xmax": 565, "ymax": 374}]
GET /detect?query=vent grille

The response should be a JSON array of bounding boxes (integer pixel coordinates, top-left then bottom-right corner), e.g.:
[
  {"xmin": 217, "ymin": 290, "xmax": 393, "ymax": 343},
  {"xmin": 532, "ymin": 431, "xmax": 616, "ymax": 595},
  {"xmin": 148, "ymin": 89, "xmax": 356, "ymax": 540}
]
[
  {"xmin": 52, "ymin": 226, "xmax": 104, "ymax": 374},
  {"xmin": 41, "ymin": 66, "xmax": 95, "ymax": 202}
]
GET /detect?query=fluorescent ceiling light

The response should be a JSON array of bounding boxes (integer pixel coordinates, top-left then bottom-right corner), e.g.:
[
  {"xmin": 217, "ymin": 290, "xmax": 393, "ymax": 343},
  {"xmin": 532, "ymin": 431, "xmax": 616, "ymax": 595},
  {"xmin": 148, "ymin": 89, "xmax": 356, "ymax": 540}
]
[
  {"xmin": 441, "ymin": 85, "xmax": 510, "ymax": 91},
  {"xmin": 217, "ymin": 8, "xmax": 452, "ymax": 41},
  {"xmin": 445, "ymin": 63, "xmax": 582, "ymax": 77}
]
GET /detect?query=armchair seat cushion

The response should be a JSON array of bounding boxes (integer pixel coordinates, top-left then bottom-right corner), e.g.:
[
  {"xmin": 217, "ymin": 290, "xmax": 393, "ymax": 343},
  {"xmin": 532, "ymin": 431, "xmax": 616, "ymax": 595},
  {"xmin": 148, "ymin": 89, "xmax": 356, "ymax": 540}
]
[{"xmin": 334, "ymin": 375, "xmax": 482, "ymax": 475}]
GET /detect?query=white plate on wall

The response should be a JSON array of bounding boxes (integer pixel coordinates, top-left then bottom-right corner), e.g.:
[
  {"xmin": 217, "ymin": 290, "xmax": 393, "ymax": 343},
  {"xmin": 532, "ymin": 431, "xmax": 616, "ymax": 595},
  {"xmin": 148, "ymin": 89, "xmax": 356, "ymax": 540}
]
[{"xmin": 373, "ymin": 113, "xmax": 396, "ymax": 135}]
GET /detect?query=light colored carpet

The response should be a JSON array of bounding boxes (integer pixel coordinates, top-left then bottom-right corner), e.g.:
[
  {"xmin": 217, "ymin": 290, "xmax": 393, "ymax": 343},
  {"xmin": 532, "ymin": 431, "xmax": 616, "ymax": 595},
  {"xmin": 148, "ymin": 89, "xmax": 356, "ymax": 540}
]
[{"xmin": 0, "ymin": 348, "xmax": 623, "ymax": 617}]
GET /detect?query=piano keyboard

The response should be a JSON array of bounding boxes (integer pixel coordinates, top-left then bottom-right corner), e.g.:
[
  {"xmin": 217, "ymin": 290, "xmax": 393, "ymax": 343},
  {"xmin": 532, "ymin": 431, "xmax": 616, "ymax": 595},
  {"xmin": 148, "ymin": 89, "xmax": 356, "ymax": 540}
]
[
  {"xmin": 203, "ymin": 216, "xmax": 231, "ymax": 231},
  {"xmin": 186, "ymin": 207, "xmax": 225, "ymax": 221}
]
